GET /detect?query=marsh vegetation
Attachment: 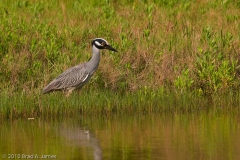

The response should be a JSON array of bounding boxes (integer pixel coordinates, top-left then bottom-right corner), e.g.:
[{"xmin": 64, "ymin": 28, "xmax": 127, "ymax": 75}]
[{"xmin": 0, "ymin": 0, "xmax": 239, "ymax": 118}]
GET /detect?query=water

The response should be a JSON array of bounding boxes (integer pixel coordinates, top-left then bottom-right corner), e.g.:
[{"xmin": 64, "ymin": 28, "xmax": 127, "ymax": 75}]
[{"xmin": 1, "ymin": 112, "xmax": 240, "ymax": 160}]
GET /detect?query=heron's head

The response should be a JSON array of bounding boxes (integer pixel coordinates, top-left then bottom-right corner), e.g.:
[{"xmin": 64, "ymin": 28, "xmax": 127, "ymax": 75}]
[{"xmin": 92, "ymin": 38, "xmax": 118, "ymax": 52}]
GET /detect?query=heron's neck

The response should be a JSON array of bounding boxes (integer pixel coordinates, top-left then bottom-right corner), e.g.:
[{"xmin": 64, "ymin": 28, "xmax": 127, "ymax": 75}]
[{"xmin": 87, "ymin": 45, "xmax": 100, "ymax": 74}]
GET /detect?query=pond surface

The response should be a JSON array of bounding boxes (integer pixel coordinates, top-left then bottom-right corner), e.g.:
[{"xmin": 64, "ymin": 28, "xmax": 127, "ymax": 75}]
[{"xmin": 1, "ymin": 112, "xmax": 240, "ymax": 160}]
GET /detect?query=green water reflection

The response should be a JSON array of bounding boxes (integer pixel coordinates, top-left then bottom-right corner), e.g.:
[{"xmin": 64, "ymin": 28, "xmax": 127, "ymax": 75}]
[{"xmin": 0, "ymin": 112, "xmax": 240, "ymax": 160}]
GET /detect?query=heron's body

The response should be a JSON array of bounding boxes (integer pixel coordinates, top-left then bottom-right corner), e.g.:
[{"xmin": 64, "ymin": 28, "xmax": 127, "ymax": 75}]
[{"xmin": 43, "ymin": 38, "xmax": 117, "ymax": 96}]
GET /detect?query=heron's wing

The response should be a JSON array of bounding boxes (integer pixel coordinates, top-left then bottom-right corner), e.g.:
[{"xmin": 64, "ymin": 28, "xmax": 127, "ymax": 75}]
[{"xmin": 43, "ymin": 64, "xmax": 89, "ymax": 93}]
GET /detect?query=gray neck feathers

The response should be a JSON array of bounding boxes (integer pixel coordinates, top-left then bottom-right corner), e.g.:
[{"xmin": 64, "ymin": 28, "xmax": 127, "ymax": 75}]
[{"xmin": 86, "ymin": 45, "xmax": 100, "ymax": 75}]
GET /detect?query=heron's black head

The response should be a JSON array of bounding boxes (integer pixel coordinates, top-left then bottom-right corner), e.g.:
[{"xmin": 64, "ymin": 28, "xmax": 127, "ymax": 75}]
[{"xmin": 92, "ymin": 38, "xmax": 118, "ymax": 52}]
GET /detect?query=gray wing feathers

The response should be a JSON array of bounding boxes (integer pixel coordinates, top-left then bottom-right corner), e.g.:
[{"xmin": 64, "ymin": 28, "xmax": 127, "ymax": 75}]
[{"xmin": 43, "ymin": 64, "xmax": 89, "ymax": 94}]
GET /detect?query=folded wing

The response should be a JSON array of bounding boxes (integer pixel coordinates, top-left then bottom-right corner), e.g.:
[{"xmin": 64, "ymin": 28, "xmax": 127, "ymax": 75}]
[{"xmin": 43, "ymin": 64, "xmax": 89, "ymax": 94}]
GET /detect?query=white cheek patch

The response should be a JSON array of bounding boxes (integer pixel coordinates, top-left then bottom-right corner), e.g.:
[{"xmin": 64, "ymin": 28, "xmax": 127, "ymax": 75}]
[{"xmin": 95, "ymin": 41, "xmax": 101, "ymax": 46}]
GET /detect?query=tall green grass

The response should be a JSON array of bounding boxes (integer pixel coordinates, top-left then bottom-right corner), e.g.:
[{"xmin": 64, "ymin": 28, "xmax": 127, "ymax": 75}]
[
  {"xmin": 0, "ymin": 0, "xmax": 239, "ymax": 118},
  {"xmin": 1, "ymin": 88, "xmax": 240, "ymax": 119}
]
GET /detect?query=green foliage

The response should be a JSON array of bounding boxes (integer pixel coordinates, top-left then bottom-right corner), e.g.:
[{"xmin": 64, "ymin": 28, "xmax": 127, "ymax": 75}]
[
  {"xmin": 174, "ymin": 68, "xmax": 194, "ymax": 93},
  {"xmin": 195, "ymin": 27, "xmax": 239, "ymax": 94},
  {"xmin": 196, "ymin": 49, "xmax": 238, "ymax": 94}
]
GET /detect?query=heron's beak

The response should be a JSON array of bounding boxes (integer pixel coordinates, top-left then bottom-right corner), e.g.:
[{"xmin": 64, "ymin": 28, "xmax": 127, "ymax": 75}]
[{"xmin": 106, "ymin": 45, "xmax": 118, "ymax": 52}]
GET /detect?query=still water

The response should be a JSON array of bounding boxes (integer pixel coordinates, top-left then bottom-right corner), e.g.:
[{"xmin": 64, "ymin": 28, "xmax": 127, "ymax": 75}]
[{"xmin": 1, "ymin": 112, "xmax": 240, "ymax": 160}]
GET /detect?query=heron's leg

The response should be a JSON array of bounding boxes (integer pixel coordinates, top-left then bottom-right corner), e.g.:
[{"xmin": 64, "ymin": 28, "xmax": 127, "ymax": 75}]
[{"xmin": 66, "ymin": 88, "xmax": 74, "ymax": 97}]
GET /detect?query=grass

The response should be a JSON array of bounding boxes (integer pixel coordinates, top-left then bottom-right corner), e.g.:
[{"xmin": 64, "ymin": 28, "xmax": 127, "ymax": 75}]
[
  {"xmin": 0, "ymin": 88, "xmax": 240, "ymax": 119},
  {"xmin": 0, "ymin": 0, "xmax": 240, "ymax": 118}
]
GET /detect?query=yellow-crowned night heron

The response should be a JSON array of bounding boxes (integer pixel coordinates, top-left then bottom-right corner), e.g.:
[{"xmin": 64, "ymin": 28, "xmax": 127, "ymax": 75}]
[{"xmin": 43, "ymin": 38, "xmax": 118, "ymax": 96}]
